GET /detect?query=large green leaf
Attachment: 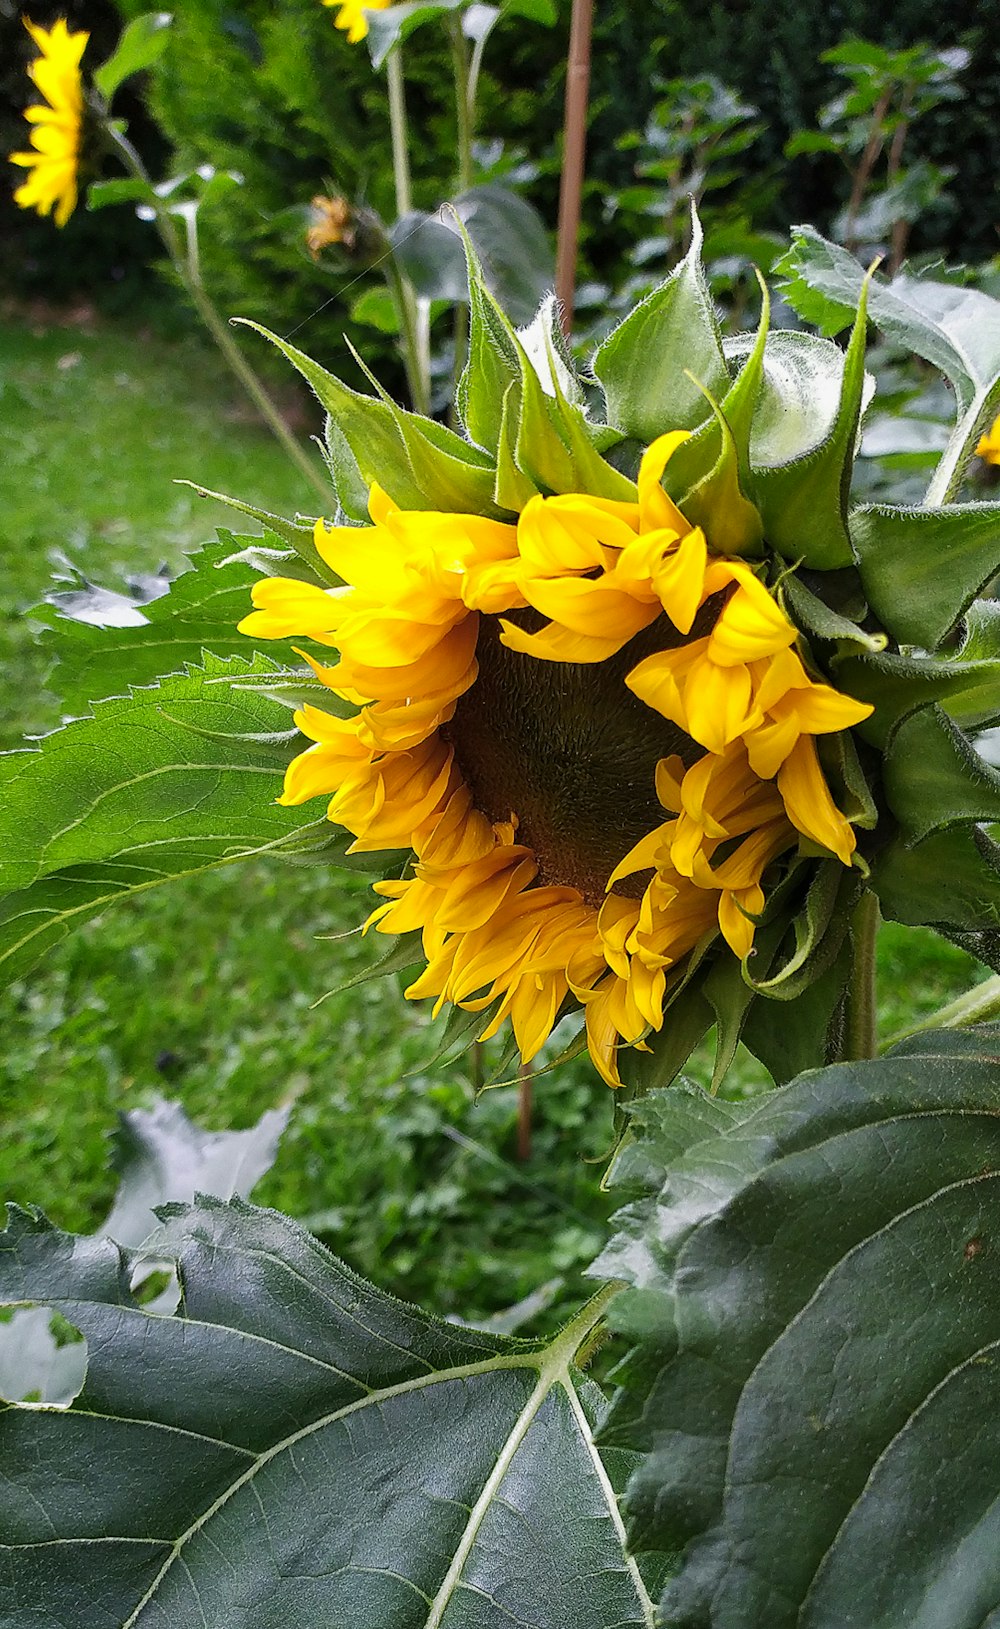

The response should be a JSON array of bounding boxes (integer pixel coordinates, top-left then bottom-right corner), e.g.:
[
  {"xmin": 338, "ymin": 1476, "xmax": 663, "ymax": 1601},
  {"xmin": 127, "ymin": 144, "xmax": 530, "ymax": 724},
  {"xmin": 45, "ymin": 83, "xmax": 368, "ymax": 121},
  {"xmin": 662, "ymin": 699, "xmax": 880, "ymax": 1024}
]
[
  {"xmin": 0, "ymin": 655, "xmax": 302, "ymax": 895},
  {"xmin": 0, "ymin": 655, "xmax": 345, "ymax": 980},
  {"xmin": 0, "ymin": 1199, "xmax": 659, "ymax": 1627},
  {"xmin": 34, "ymin": 537, "xmax": 273, "ymax": 713},
  {"xmin": 598, "ymin": 1027, "xmax": 1000, "ymax": 1627}
]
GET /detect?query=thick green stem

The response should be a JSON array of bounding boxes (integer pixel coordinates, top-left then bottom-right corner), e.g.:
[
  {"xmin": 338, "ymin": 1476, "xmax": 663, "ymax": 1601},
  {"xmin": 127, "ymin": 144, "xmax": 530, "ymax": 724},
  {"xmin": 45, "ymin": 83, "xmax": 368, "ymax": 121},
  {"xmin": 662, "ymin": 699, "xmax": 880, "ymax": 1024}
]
[
  {"xmin": 449, "ymin": 17, "xmax": 475, "ymax": 193},
  {"xmin": 844, "ymin": 890, "xmax": 880, "ymax": 1061},
  {"xmin": 104, "ymin": 124, "xmax": 328, "ymax": 503},
  {"xmin": 924, "ymin": 384, "xmax": 1000, "ymax": 507},
  {"xmin": 386, "ymin": 47, "xmax": 413, "ymax": 217},
  {"xmin": 883, "ymin": 974, "xmax": 1000, "ymax": 1051},
  {"xmin": 384, "ymin": 46, "xmax": 430, "ymax": 415},
  {"xmin": 449, "ymin": 16, "xmax": 474, "ymax": 405}
]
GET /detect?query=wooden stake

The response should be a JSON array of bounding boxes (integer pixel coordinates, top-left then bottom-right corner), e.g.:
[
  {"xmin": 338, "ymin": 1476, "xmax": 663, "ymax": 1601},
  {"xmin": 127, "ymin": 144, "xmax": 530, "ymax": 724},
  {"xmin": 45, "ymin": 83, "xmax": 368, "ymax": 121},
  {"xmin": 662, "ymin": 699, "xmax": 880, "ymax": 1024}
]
[{"xmin": 554, "ymin": 0, "xmax": 594, "ymax": 338}]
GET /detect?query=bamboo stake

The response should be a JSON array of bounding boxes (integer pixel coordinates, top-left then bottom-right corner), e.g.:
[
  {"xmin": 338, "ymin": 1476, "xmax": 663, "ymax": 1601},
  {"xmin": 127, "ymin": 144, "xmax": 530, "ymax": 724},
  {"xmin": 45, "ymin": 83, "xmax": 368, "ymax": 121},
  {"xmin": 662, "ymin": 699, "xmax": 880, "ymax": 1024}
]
[{"xmin": 554, "ymin": 0, "xmax": 594, "ymax": 338}]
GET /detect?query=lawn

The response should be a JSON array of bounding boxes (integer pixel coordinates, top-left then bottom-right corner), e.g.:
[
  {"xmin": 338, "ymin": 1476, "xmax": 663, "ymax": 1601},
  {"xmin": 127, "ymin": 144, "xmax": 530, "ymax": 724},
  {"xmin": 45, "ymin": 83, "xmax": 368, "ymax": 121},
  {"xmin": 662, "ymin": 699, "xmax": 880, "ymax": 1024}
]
[{"xmin": 0, "ymin": 309, "xmax": 986, "ymax": 1330}]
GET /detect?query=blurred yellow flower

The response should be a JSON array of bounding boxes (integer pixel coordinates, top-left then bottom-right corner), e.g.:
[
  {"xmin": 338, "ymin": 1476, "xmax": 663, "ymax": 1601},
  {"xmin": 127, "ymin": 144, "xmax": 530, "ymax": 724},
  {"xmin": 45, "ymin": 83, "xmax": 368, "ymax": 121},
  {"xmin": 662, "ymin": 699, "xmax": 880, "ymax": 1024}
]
[
  {"xmin": 323, "ymin": 0, "xmax": 392, "ymax": 45},
  {"xmin": 241, "ymin": 435, "xmax": 872, "ymax": 1087},
  {"xmin": 9, "ymin": 17, "xmax": 88, "ymax": 228},
  {"xmin": 306, "ymin": 195, "xmax": 356, "ymax": 259},
  {"xmin": 977, "ymin": 413, "xmax": 1000, "ymax": 467}
]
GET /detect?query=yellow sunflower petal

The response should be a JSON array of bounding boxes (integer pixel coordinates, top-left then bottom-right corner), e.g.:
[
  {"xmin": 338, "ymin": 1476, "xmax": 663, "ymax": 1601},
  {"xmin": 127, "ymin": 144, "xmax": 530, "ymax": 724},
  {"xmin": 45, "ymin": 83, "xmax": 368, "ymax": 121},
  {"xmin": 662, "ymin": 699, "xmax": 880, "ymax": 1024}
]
[
  {"xmin": 637, "ymin": 433, "xmax": 692, "ymax": 533},
  {"xmin": 777, "ymin": 736, "xmax": 857, "ymax": 865}
]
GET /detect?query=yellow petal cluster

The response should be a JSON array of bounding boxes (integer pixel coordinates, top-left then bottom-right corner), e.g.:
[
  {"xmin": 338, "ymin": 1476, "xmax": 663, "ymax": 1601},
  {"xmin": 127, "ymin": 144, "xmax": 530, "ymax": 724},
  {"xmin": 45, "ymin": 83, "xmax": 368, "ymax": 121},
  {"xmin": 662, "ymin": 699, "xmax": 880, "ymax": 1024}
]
[
  {"xmin": 322, "ymin": 0, "xmax": 392, "ymax": 44},
  {"xmin": 240, "ymin": 437, "xmax": 873, "ymax": 1086},
  {"xmin": 9, "ymin": 18, "xmax": 88, "ymax": 229}
]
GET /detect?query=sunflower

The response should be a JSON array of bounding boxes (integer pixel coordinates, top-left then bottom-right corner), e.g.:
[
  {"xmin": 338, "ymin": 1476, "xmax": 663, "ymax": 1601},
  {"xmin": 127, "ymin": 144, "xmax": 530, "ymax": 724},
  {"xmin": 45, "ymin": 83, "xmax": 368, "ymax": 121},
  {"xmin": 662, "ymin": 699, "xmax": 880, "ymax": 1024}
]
[
  {"xmin": 9, "ymin": 17, "xmax": 88, "ymax": 229},
  {"xmin": 322, "ymin": 0, "xmax": 392, "ymax": 44},
  {"xmin": 977, "ymin": 413, "xmax": 1000, "ymax": 467},
  {"xmin": 240, "ymin": 433, "xmax": 872, "ymax": 1086}
]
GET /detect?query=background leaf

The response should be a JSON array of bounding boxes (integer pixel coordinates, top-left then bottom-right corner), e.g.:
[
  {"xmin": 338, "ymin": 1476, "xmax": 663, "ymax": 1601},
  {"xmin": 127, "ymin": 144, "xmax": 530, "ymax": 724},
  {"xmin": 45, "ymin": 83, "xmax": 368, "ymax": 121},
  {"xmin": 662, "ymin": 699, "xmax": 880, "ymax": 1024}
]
[
  {"xmin": 0, "ymin": 1307, "xmax": 87, "ymax": 1407},
  {"xmin": 101, "ymin": 1097, "xmax": 289, "ymax": 1249},
  {"xmin": 0, "ymin": 1199, "xmax": 658, "ymax": 1627},
  {"xmin": 600, "ymin": 1027, "xmax": 1000, "ymax": 1628},
  {"xmin": 92, "ymin": 10, "xmax": 172, "ymax": 102}
]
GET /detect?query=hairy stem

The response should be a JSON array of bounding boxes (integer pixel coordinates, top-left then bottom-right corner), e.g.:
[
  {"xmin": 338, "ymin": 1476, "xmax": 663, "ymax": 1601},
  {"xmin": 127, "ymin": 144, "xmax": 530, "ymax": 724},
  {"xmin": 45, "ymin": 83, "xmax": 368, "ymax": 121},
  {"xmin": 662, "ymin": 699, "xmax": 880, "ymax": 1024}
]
[
  {"xmin": 844, "ymin": 889, "xmax": 880, "ymax": 1060},
  {"xmin": 103, "ymin": 124, "xmax": 328, "ymax": 502},
  {"xmin": 449, "ymin": 15, "xmax": 474, "ymax": 405},
  {"xmin": 883, "ymin": 974, "xmax": 1000, "ymax": 1051},
  {"xmin": 384, "ymin": 47, "xmax": 431, "ymax": 416},
  {"xmin": 386, "ymin": 46, "xmax": 413, "ymax": 217}
]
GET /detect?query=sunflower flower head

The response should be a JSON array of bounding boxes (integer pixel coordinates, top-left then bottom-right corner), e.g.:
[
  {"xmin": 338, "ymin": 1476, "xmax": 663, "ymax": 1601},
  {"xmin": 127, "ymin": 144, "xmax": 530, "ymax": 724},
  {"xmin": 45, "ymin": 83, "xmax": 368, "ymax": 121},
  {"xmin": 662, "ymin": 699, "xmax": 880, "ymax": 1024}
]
[
  {"xmin": 322, "ymin": 0, "xmax": 391, "ymax": 44},
  {"xmin": 9, "ymin": 17, "xmax": 88, "ymax": 228},
  {"xmin": 977, "ymin": 413, "xmax": 1000, "ymax": 468},
  {"xmin": 235, "ymin": 220, "xmax": 1000, "ymax": 1091}
]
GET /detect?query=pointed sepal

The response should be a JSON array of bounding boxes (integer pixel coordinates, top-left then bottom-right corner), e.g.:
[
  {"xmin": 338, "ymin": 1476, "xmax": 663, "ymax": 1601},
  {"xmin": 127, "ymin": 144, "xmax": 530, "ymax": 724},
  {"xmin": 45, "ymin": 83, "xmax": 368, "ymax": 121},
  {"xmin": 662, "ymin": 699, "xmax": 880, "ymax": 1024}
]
[{"xmin": 593, "ymin": 209, "xmax": 731, "ymax": 442}]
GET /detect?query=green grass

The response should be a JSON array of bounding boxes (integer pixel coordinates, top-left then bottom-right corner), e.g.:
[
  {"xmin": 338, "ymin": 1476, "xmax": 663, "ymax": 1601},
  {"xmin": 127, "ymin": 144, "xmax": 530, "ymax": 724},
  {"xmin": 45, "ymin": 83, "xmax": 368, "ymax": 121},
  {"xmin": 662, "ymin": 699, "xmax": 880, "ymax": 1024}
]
[
  {"xmin": 0, "ymin": 314, "xmax": 312, "ymax": 746},
  {"xmin": 0, "ymin": 311, "xmax": 989, "ymax": 1332}
]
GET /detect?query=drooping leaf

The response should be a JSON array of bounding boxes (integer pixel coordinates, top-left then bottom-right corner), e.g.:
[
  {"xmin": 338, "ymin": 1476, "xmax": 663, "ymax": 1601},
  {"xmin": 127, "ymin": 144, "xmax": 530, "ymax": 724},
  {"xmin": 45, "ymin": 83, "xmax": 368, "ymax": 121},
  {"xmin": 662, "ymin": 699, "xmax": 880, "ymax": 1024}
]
[
  {"xmin": 92, "ymin": 10, "xmax": 172, "ymax": 101},
  {"xmin": 363, "ymin": 0, "xmax": 464, "ymax": 69},
  {"xmin": 779, "ymin": 228, "xmax": 1000, "ymax": 417},
  {"xmin": 851, "ymin": 500, "xmax": 1000, "ymax": 649},
  {"xmin": 391, "ymin": 209, "xmax": 468, "ymax": 302},
  {"xmin": 101, "ymin": 1099, "xmax": 289, "ymax": 1250},
  {"xmin": 594, "ymin": 212, "xmax": 731, "ymax": 443},
  {"xmin": 391, "ymin": 189, "xmax": 553, "ymax": 329},
  {"xmin": 87, "ymin": 175, "xmax": 159, "ymax": 212},
  {"xmin": 454, "ymin": 184, "xmax": 555, "ymax": 328},
  {"xmin": 779, "ymin": 229, "xmax": 1000, "ymax": 502},
  {"xmin": 599, "ymin": 1027, "xmax": 1000, "ymax": 1629},
  {"xmin": 0, "ymin": 1199, "xmax": 658, "ymax": 1628}
]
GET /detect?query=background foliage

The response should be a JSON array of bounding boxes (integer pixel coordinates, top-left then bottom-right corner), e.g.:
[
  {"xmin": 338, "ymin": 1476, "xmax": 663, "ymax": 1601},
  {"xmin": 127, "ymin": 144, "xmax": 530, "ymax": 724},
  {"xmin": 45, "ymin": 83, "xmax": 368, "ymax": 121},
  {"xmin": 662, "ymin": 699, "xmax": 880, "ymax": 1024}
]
[{"xmin": 3, "ymin": 0, "xmax": 997, "ymax": 376}]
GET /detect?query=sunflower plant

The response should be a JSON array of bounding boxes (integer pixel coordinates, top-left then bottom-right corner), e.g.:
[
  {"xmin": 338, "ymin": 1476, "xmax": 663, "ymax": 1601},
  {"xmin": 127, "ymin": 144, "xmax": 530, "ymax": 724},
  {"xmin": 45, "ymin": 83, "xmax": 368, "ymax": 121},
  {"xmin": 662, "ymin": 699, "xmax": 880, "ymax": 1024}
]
[{"xmin": 6, "ymin": 222, "xmax": 1000, "ymax": 1625}]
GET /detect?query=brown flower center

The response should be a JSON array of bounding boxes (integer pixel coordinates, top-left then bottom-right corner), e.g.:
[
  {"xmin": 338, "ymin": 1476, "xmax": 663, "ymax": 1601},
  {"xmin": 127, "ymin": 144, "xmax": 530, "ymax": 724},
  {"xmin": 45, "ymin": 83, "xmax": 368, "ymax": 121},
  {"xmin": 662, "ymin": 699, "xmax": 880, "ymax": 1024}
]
[{"xmin": 444, "ymin": 609, "xmax": 708, "ymax": 906}]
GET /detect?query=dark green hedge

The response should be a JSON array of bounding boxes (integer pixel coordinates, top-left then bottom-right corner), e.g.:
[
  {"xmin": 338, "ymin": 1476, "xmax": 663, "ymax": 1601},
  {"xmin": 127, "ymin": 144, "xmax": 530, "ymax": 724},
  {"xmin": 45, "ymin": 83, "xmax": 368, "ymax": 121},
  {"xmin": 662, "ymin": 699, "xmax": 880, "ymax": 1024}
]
[{"xmin": 4, "ymin": 0, "xmax": 995, "ymax": 349}]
